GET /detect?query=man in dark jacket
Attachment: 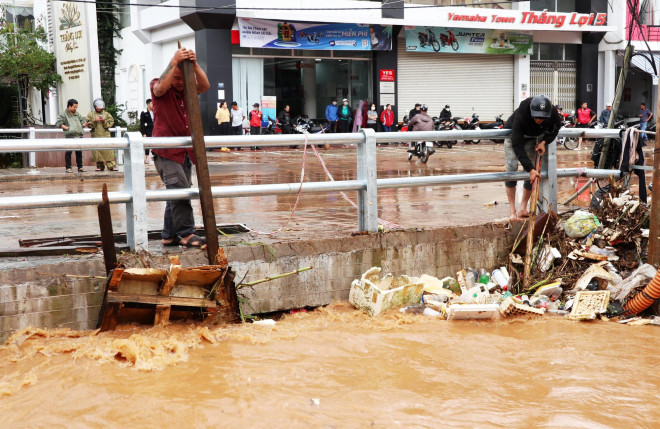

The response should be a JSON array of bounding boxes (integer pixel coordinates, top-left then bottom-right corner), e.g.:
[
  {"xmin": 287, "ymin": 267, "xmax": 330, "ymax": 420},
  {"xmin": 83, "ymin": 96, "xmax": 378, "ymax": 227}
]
[
  {"xmin": 338, "ymin": 98, "xmax": 352, "ymax": 133},
  {"xmin": 407, "ymin": 104, "xmax": 435, "ymax": 154},
  {"xmin": 408, "ymin": 103, "xmax": 421, "ymax": 131},
  {"xmin": 504, "ymin": 95, "xmax": 562, "ymax": 220},
  {"xmin": 277, "ymin": 105, "xmax": 293, "ymax": 134},
  {"xmin": 140, "ymin": 98, "xmax": 154, "ymax": 164}
]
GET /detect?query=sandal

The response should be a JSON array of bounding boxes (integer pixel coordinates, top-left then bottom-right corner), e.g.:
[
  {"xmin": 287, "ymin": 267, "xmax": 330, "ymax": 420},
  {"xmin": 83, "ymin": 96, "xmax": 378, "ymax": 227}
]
[
  {"xmin": 180, "ymin": 234, "xmax": 206, "ymax": 248},
  {"xmin": 162, "ymin": 237, "xmax": 181, "ymax": 247}
]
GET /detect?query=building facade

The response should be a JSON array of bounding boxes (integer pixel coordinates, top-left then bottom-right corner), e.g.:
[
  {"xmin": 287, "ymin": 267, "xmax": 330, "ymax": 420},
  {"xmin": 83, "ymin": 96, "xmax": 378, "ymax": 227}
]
[{"xmin": 113, "ymin": 0, "xmax": 617, "ymax": 133}]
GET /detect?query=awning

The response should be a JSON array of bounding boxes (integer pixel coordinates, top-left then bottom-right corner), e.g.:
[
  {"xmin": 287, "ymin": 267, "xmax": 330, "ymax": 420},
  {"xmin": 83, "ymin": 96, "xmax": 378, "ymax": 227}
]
[{"xmin": 631, "ymin": 52, "xmax": 660, "ymax": 76}]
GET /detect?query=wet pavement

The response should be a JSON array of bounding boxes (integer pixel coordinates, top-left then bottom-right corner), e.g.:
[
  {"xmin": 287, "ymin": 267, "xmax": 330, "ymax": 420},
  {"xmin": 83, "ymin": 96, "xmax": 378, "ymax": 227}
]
[{"xmin": 0, "ymin": 141, "xmax": 653, "ymax": 252}]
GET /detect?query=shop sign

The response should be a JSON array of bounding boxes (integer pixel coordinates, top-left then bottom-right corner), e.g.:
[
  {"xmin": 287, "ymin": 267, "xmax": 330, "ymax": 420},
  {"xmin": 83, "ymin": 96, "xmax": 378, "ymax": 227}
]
[
  {"xmin": 380, "ymin": 81, "xmax": 395, "ymax": 94},
  {"xmin": 405, "ymin": 26, "xmax": 533, "ymax": 55},
  {"xmin": 260, "ymin": 96, "xmax": 276, "ymax": 128},
  {"xmin": 446, "ymin": 10, "xmax": 607, "ymax": 29},
  {"xmin": 380, "ymin": 94, "xmax": 395, "ymax": 106},
  {"xmin": 380, "ymin": 69, "xmax": 395, "ymax": 81},
  {"xmin": 238, "ymin": 18, "xmax": 392, "ymax": 51}
]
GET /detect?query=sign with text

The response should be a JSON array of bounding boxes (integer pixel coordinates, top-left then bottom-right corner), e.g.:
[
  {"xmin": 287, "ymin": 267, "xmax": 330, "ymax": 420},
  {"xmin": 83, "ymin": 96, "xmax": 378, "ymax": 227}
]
[
  {"xmin": 53, "ymin": 1, "xmax": 95, "ymax": 114},
  {"xmin": 380, "ymin": 69, "xmax": 395, "ymax": 81},
  {"xmin": 405, "ymin": 26, "xmax": 533, "ymax": 55},
  {"xmin": 260, "ymin": 96, "xmax": 276, "ymax": 128},
  {"xmin": 238, "ymin": 18, "xmax": 392, "ymax": 51}
]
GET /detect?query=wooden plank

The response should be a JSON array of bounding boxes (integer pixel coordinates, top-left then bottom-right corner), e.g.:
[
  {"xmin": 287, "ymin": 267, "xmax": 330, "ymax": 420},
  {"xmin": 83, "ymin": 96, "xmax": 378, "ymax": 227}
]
[
  {"xmin": 98, "ymin": 183, "xmax": 117, "ymax": 275},
  {"xmin": 159, "ymin": 264, "xmax": 181, "ymax": 296},
  {"xmin": 17, "ymin": 224, "xmax": 249, "ymax": 247},
  {"xmin": 108, "ymin": 267, "xmax": 125, "ymax": 291},
  {"xmin": 154, "ymin": 305, "xmax": 171, "ymax": 326},
  {"xmin": 107, "ymin": 292, "xmax": 216, "ymax": 308},
  {"xmin": 179, "ymin": 41, "xmax": 219, "ymax": 265},
  {"xmin": 0, "ymin": 246, "xmax": 100, "ymax": 257},
  {"xmin": 99, "ymin": 302, "xmax": 120, "ymax": 332}
]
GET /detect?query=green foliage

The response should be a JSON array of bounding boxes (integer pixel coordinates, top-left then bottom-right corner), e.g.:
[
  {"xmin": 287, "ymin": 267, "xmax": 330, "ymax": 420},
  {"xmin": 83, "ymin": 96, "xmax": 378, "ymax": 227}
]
[
  {"xmin": 105, "ymin": 102, "xmax": 127, "ymax": 128},
  {"xmin": 96, "ymin": 2, "xmax": 122, "ymax": 108},
  {"xmin": 0, "ymin": 23, "xmax": 62, "ymax": 126}
]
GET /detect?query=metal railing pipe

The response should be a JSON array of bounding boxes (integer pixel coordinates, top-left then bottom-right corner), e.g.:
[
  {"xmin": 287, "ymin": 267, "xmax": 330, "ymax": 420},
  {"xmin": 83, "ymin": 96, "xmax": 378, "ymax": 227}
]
[
  {"xmin": 0, "ymin": 191, "xmax": 131, "ymax": 210},
  {"xmin": 0, "ymin": 138, "xmax": 128, "ymax": 152},
  {"xmin": 556, "ymin": 168, "xmax": 623, "ymax": 179},
  {"xmin": 377, "ymin": 171, "xmax": 531, "ymax": 189}
]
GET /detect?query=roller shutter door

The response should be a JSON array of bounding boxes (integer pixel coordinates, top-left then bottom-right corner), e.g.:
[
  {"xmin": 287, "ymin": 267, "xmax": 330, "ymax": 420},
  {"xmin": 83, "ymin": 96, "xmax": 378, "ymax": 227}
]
[{"xmin": 397, "ymin": 40, "xmax": 514, "ymax": 123}]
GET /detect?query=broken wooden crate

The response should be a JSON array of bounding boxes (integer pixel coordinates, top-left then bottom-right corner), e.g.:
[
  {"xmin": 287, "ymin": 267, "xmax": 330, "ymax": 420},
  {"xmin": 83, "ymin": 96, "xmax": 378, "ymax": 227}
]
[{"xmin": 98, "ymin": 254, "xmax": 239, "ymax": 330}]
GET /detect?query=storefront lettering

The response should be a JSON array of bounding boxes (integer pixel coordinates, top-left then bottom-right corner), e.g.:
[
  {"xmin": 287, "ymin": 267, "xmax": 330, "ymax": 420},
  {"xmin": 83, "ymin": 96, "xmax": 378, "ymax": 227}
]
[
  {"xmin": 59, "ymin": 58, "xmax": 86, "ymax": 80},
  {"xmin": 60, "ymin": 29, "xmax": 84, "ymax": 53},
  {"xmin": 448, "ymin": 11, "xmax": 607, "ymax": 28}
]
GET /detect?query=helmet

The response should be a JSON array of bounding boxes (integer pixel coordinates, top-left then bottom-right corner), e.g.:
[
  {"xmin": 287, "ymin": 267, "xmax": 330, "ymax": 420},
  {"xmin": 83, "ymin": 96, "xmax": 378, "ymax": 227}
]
[
  {"xmin": 93, "ymin": 98, "xmax": 105, "ymax": 109},
  {"xmin": 420, "ymin": 104, "xmax": 428, "ymax": 111},
  {"xmin": 556, "ymin": 105, "xmax": 563, "ymax": 110},
  {"xmin": 445, "ymin": 105, "xmax": 450, "ymax": 109},
  {"xmin": 529, "ymin": 95, "xmax": 552, "ymax": 118}
]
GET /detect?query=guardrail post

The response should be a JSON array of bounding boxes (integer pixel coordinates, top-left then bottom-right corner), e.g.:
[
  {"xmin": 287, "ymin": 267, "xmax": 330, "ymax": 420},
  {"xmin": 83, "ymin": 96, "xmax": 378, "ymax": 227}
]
[
  {"xmin": 541, "ymin": 139, "xmax": 558, "ymax": 212},
  {"xmin": 28, "ymin": 127, "xmax": 36, "ymax": 168},
  {"xmin": 115, "ymin": 127, "xmax": 124, "ymax": 165},
  {"xmin": 357, "ymin": 128, "xmax": 378, "ymax": 232},
  {"xmin": 124, "ymin": 132, "xmax": 148, "ymax": 251}
]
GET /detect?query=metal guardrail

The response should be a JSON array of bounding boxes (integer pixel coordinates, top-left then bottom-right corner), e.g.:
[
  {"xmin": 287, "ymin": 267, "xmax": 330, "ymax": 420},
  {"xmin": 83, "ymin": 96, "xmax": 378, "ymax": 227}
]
[{"xmin": 0, "ymin": 127, "xmax": 633, "ymax": 251}]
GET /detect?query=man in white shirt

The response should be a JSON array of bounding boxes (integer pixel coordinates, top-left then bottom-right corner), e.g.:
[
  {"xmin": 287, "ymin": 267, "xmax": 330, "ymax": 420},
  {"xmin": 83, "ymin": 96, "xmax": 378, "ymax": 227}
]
[{"xmin": 230, "ymin": 101, "xmax": 245, "ymax": 135}]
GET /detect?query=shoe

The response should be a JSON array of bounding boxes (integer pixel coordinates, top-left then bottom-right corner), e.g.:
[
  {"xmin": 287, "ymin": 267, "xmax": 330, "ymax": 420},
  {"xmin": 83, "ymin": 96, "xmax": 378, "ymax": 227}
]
[
  {"xmin": 78, "ymin": 167, "xmax": 86, "ymax": 172},
  {"xmin": 65, "ymin": 168, "xmax": 73, "ymax": 173},
  {"xmin": 180, "ymin": 234, "xmax": 206, "ymax": 248},
  {"xmin": 107, "ymin": 168, "xmax": 117, "ymax": 172}
]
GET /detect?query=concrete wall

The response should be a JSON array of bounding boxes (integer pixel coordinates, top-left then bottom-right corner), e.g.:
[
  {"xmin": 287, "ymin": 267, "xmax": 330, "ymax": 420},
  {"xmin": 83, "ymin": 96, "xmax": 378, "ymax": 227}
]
[
  {"xmin": 0, "ymin": 259, "xmax": 106, "ymax": 341},
  {"xmin": 0, "ymin": 222, "xmax": 515, "ymax": 340}
]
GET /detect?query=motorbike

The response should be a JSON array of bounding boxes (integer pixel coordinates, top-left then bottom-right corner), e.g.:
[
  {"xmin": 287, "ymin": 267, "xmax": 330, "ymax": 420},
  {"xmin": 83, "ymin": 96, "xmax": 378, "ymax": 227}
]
[
  {"xmin": 418, "ymin": 28, "xmax": 441, "ymax": 52},
  {"xmin": 433, "ymin": 116, "xmax": 461, "ymax": 148},
  {"xmin": 462, "ymin": 112, "xmax": 481, "ymax": 144},
  {"xmin": 261, "ymin": 116, "xmax": 281, "ymax": 135},
  {"xmin": 439, "ymin": 29, "xmax": 459, "ymax": 51},
  {"xmin": 479, "ymin": 113, "xmax": 505, "ymax": 143},
  {"xmin": 407, "ymin": 140, "xmax": 435, "ymax": 163},
  {"xmin": 591, "ymin": 119, "xmax": 626, "ymax": 168}
]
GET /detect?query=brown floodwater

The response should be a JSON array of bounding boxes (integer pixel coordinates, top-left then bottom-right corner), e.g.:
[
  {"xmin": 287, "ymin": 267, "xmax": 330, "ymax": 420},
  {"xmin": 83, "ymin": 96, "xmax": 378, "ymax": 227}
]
[{"xmin": 1, "ymin": 302, "xmax": 658, "ymax": 427}]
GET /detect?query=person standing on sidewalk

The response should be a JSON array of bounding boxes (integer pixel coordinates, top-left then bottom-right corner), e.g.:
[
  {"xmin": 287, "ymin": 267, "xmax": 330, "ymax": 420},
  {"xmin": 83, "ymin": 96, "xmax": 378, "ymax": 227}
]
[
  {"xmin": 338, "ymin": 98, "xmax": 352, "ymax": 133},
  {"xmin": 151, "ymin": 46, "xmax": 210, "ymax": 248},
  {"xmin": 248, "ymin": 103, "xmax": 263, "ymax": 150},
  {"xmin": 56, "ymin": 98, "xmax": 89, "ymax": 173},
  {"xmin": 503, "ymin": 95, "xmax": 562, "ymax": 221},
  {"xmin": 380, "ymin": 104, "xmax": 394, "ymax": 132},
  {"xmin": 140, "ymin": 98, "xmax": 154, "ymax": 163},
  {"xmin": 86, "ymin": 98, "xmax": 116, "ymax": 172},
  {"xmin": 576, "ymin": 101, "xmax": 596, "ymax": 150},
  {"xmin": 230, "ymin": 101, "xmax": 245, "ymax": 136},
  {"xmin": 325, "ymin": 98, "xmax": 338, "ymax": 132},
  {"xmin": 638, "ymin": 102, "xmax": 653, "ymax": 142},
  {"xmin": 215, "ymin": 100, "xmax": 231, "ymax": 135},
  {"xmin": 366, "ymin": 102, "xmax": 378, "ymax": 131},
  {"xmin": 599, "ymin": 102, "xmax": 612, "ymax": 126}
]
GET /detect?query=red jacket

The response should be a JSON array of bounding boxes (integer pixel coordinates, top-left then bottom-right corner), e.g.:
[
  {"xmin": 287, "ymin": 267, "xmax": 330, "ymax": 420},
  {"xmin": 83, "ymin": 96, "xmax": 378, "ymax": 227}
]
[
  {"xmin": 249, "ymin": 110, "xmax": 262, "ymax": 127},
  {"xmin": 380, "ymin": 109, "xmax": 394, "ymax": 127}
]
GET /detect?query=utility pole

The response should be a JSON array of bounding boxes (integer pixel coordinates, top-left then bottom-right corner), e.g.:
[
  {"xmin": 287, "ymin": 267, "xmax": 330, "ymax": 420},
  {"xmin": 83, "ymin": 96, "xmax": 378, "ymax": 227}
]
[
  {"xmin": 598, "ymin": 45, "xmax": 634, "ymax": 169},
  {"xmin": 11, "ymin": 0, "xmax": 24, "ymax": 128}
]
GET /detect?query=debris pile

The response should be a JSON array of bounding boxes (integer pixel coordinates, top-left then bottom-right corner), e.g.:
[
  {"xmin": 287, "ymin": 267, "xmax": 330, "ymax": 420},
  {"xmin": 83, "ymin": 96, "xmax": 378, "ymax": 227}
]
[{"xmin": 349, "ymin": 185, "xmax": 658, "ymax": 323}]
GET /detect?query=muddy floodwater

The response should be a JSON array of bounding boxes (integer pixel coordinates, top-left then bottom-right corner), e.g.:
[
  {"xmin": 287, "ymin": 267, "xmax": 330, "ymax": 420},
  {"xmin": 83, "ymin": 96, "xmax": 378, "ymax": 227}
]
[{"xmin": 1, "ymin": 302, "xmax": 659, "ymax": 427}]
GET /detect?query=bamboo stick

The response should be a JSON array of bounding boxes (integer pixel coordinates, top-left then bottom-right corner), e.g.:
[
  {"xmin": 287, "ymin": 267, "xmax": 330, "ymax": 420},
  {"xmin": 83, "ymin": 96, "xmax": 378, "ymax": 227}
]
[
  {"xmin": 237, "ymin": 266, "xmax": 313, "ymax": 289},
  {"xmin": 523, "ymin": 155, "xmax": 543, "ymax": 289}
]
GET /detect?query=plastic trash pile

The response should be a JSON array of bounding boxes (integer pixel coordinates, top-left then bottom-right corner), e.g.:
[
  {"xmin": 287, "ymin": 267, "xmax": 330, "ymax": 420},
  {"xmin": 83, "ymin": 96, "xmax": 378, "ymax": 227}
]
[{"xmin": 349, "ymin": 186, "xmax": 659, "ymax": 323}]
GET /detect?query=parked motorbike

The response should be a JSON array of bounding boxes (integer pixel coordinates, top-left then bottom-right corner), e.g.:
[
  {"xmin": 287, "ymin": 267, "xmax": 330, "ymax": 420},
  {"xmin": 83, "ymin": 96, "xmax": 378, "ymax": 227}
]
[
  {"xmin": 462, "ymin": 112, "xmax": 481, "ymax": 144},
  {"xmin": 418, "ymin": 28, "xmax": 441, "ymax": 52},
  {"xmin": 479, "ymin": 113, "xmax": 505, "ymax": 143},
  {"xmin": 261, "ymin": 116, "xmax": 281, "ymax": 135},
  {"xmin": 559, "ymin": 111, "xmax": 578, "ymax": 150},
  {"xmin": 433, "ymin": 116, "xmax": 461, "ymax": 148},
  {"xmin": 439, "ymin": 29, "xmax": 459, "ymax": 51},
  {"xmin": 407, "ymin": 141, "xmax": 435, "ymax": 163},
  {"xmin": 591, "ymin": 119, "xmax": 626, "ymax": 168}
]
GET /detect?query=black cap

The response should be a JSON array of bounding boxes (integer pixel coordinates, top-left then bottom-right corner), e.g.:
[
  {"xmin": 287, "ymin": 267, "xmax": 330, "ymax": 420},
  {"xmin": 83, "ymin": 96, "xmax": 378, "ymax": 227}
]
[
  {"xmin": 253, "ymin": 103, "xmax": 260, "ymax": 107},
  {"xmin": 415, "ymin": 103, "xmax": 421, "ymax": 107},
  {"xmin": 530, "ymin": 95, "xmax": 552, "ymax": 119}
]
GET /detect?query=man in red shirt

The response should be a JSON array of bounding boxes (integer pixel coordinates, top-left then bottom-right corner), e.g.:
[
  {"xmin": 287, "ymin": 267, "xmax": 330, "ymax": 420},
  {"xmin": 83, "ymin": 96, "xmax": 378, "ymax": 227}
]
[
  {"xmin": 380, "ymin": 103, "xmax": 394, "ymax": 132},
  {"xmin": 575, "ymin": 101, "xmax": 596, "ymax": 150},
  {"xmin": 151, "ymin": 47, "xmax": 210, "ymax": 248}
]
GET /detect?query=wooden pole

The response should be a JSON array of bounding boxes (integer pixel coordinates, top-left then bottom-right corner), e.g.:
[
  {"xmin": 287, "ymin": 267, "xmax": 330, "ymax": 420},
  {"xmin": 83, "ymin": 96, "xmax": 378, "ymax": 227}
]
[
  {"xmin": 648, "ymin": 73, "xmax": 660, "ymax": 266},
  {"xmin": 178, "ymin": 42, "xmax": 219, "ymax": 265},
  {"xmin": 523, "ymin": 155, "xmax": 542, "ymax": 290},
  {"xmin": 598, "ymin": 45, "xmax": 634, "ymax": 169},
  {"xmin": 98, "ymin": 183, "xmax": 117, "ymax": 275}
]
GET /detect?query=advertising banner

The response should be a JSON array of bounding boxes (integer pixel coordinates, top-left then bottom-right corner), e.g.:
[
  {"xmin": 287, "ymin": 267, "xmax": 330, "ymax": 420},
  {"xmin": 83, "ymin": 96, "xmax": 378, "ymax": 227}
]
[
  {"xmin": 405, "ymin": 26, "xmax": 533, "ymax": 55},
  {"xmin": 238, "ymin": 18, "xmax": 391, "ymax": 51},
  {"xmin": 260, "ymin": 96, "xmax": 276, "ymax": 128}
]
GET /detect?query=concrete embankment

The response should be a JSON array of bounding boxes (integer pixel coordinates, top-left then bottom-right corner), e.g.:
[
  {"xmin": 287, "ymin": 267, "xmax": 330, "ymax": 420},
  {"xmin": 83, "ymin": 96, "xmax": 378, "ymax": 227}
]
[{"xmin": 0, "ymin": 222, "xmax": 516, "ymax": 341}]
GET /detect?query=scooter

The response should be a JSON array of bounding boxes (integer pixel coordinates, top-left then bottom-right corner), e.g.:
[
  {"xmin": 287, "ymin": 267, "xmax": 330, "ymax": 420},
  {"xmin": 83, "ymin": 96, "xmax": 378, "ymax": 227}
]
[
  {"xmin": 462, "ymin": 112, "xmax": 481, "ymax": 144},
  {"xmin": 418, "ymin": 28, "xmax": 441, "ymax": 52},
  {"xmin": 439, "ymin": 29, "xmax": 459, "ymax": 51},
  {"xmin": 407, "ymin": 140, "xmax": 435, "ymax": 164},
  {"xmin": 479, "ymin": 113, "xmax": 505, "ymax": 143},
  {"xmin": 434, "ymin": 117, "xmax": 461, "ymax": 148},
  {"xmin": 261, "ymin": 116, "xmax": 281, "ymax": 135},
  {"xmin": 558, "ymin": 112, "xmax": 578, "ymax": 150}
]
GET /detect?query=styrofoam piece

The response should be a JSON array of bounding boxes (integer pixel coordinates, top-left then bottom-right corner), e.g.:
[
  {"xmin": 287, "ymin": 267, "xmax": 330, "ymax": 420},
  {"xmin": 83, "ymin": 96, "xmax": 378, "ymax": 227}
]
[
  {"xmin": 446, "ymin": 303, "xmax": 500, "ymax": 320},
  {"xmin": 253, "ymin": 319, "xmax": 276, "ymax": 325},
  {"xmin": 349, "ymin": 267, "xmax": 424, "ymax": 317},
  {"xmin": 499, "ymin": 297, "xmax": 545, "ymax": 317},
  {"xmin": 569, "ymin": 290, "xmax": 610, "ymax": 321}
]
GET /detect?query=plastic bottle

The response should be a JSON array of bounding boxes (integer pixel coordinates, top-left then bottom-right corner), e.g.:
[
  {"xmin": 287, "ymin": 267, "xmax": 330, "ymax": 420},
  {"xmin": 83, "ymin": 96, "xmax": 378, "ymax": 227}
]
[
  {"xmin": 423, "ymin": 307, "xmax": 441, "ymax": 317},
  {"xmin": 478, "ymin": 273, "xmax": 490, "ymax": 284},
  {"xmin": 492, "ymin": 269, "xmax": 509, "ymax": 288},
  {"xmin": 465, "ymin": 271, "xmax": 476, "ymax": 289}
]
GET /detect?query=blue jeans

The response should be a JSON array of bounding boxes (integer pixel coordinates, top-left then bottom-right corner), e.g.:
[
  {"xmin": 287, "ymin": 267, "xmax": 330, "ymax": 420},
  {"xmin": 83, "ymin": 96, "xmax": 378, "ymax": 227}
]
[
  {"xmin": 383, "ymin": 125, "xmax": 392, "ymax": 132},
  {"xmin": 640, "ymin": 121, "xmax": 648, "ymax": 140}
]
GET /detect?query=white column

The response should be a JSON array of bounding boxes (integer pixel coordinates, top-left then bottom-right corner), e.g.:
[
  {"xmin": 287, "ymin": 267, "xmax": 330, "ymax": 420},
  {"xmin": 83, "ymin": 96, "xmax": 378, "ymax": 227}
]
[
  {"xmin": 302, "ymin": 60, "xmax": 317, "ymax": 118},
  {"xmin": 514, "ymin": 55, "xmax": 530, "ymax": 108},
  {"xmin": 602, "ymin": 50, "xmax": 617, "ymax": 106}
]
